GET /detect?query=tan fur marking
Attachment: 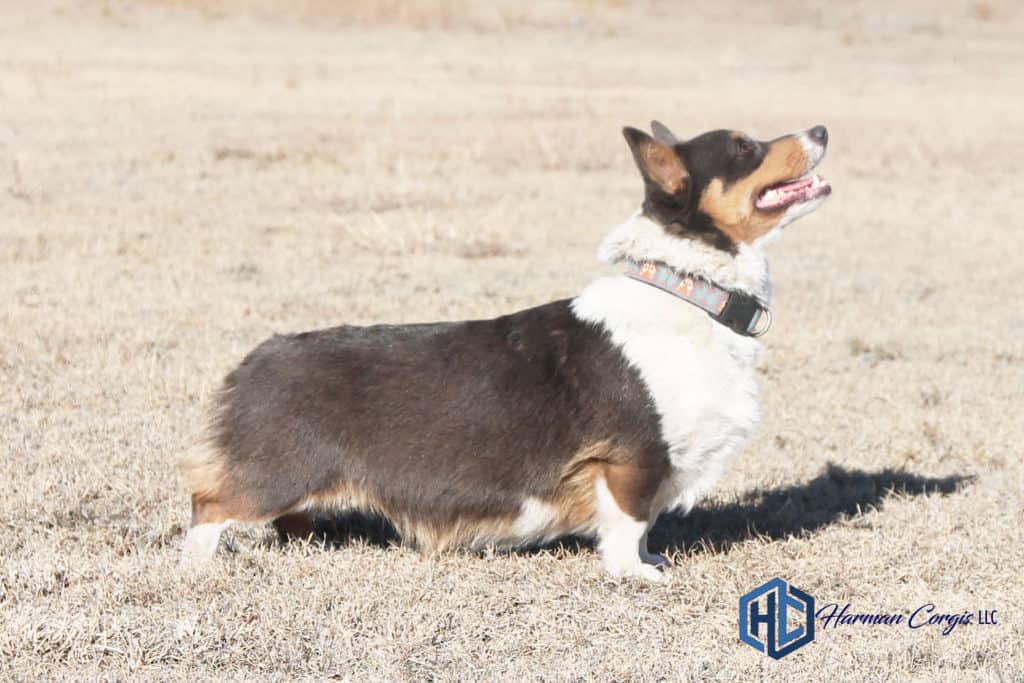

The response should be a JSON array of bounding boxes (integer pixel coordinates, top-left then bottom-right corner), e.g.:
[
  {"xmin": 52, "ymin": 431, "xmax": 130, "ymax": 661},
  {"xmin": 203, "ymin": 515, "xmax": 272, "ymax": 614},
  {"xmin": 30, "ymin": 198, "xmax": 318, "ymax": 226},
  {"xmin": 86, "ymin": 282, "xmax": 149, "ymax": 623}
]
[
  {"xmin": 640, "ymin": 139, "xmax": 687, "ymax": 194},
  {"xmin": 190, "ymin": 498, "xmax": 240, "ymax": 525},
  {"xmin": 177, "ymin": 442, "xmax": 226, "ymax": 503},
  {"xmin": 698, "ymin": 135, "xmax": 811, "ymax": 243},
  {"xmin": 180, "ymin": 438, "xmax": 276, "ymax": 524},
  {"xmin": 301, "ymin": 480, "xmax": 514, "ymax": 552},
  {"xmin": 603, "ymin": 463, "xmax": 661, "ymax": 522},
  {"xmin": 303, "ymin": 480, "xmax": 384, "ymax": 517},
  {"xmin": 425, "ymin": 516, "xmax": 519, "ymax": 552},
  {"xmin": 549, "ymin": 441, "xmax": 613, "ymax": 528}
]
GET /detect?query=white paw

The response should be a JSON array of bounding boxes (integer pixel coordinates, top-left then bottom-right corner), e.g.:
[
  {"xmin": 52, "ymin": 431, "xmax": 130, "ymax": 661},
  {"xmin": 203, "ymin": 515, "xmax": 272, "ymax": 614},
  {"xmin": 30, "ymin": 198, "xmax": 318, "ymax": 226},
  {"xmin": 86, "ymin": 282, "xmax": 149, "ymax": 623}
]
[
  {"xmin": 604, "ymin": 559, "xmax": 667, "ymax": 582},
  {"xmin": 635, "ymin": 563, "xmax": 667, "ymax": 582}
]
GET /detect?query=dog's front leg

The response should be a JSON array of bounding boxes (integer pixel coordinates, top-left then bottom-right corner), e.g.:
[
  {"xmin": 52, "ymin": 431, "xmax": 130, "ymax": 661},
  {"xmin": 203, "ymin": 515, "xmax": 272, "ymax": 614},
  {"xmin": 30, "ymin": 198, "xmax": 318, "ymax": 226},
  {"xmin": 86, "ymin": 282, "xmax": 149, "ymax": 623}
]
[{"xmin": 594, "ymin": 464, "xmax": 666, "ymax": 582}]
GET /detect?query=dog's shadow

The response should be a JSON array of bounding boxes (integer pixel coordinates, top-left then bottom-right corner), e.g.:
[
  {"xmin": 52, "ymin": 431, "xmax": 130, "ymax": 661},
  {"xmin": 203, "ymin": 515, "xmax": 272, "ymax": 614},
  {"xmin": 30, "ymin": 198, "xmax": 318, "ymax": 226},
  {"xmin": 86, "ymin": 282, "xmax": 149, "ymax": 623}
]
[
  {"xmin": 304, "ymin": 463, "xmax": 972, "ymax": 557},
  {"xmin": 645, "ymin": 463, "xmax": 971, "ymax": 556}
]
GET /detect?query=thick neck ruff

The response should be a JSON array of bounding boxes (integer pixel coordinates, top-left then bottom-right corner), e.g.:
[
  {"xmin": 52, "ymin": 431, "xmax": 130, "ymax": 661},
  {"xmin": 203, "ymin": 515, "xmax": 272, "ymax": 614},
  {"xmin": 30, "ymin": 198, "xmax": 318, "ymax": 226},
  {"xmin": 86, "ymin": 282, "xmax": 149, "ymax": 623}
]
[
  {"xmin": 598, "ymin": 210, "xmax": 770, "ymax": 301},
  {"xmin": 597, "ymin": 212, "xmax": 773, "ymax": 305},
  {"xmin": 594, "ymin": 212, "xmax": 774, "ymax": 337},
  {"xmin": 624, "ymin": 260, "xmax": 771, "ymax": 337}
]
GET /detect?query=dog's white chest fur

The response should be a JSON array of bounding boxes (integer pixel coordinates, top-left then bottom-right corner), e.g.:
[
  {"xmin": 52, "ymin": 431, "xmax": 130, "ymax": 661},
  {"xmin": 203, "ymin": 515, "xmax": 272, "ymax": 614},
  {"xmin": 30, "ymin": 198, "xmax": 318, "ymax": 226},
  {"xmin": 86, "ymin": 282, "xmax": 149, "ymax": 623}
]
[{"xmin": 572, "ymin": 214, "xmax": 771, "ymax": 518}]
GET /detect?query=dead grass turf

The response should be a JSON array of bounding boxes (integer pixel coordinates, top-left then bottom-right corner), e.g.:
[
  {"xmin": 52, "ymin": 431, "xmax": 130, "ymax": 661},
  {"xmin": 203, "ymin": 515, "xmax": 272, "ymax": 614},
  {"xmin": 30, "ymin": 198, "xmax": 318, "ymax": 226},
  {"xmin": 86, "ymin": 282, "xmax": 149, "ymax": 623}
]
[{"xmin": 2, "ymin": 0, "xmax": 1024, "ymax": 680}]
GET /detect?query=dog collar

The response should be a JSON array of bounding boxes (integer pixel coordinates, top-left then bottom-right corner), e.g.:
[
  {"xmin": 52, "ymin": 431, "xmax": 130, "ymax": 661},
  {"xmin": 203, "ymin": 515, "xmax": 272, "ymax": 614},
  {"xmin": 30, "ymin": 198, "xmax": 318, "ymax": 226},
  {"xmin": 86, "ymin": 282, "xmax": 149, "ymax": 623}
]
[{"xmin": 625, "ymin": 259, "xmax": 772, "ymax": 337}]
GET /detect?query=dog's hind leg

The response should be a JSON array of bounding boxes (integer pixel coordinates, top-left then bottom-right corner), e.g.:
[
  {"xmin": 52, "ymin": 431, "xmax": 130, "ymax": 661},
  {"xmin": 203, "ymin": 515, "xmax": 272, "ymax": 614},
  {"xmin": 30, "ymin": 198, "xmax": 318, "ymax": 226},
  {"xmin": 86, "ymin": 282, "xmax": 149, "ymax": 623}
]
[
  {"xmin": 177, "ymin": 443, "xmax": 277, "ymax": 566},
  {"xmin": 177, "ymin": 443, "xmax": 327, "ymax": 565},
  {"xmin": 180, "ymin": 517, "xmax": 233, "ymax": 566},
  {"xmin": 272, "ymin": 511, "xmax": 315, "ymax": 543}
]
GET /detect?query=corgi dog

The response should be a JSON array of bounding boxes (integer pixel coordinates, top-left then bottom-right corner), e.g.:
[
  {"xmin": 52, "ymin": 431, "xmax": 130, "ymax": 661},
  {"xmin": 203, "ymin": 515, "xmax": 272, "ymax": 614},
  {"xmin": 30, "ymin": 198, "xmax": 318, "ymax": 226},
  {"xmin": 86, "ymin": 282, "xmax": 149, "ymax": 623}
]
[{"xmin": 179, "ymin": 121, "xmax": 831, "ymax": 580}]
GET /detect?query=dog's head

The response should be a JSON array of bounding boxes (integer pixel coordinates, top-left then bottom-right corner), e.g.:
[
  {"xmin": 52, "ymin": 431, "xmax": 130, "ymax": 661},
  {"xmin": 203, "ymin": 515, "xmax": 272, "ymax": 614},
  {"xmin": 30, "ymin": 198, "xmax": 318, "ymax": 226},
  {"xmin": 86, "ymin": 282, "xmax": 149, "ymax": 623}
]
[{"xmin": 623, "ymin": 122, "xmax": 831, "ymax": 251}]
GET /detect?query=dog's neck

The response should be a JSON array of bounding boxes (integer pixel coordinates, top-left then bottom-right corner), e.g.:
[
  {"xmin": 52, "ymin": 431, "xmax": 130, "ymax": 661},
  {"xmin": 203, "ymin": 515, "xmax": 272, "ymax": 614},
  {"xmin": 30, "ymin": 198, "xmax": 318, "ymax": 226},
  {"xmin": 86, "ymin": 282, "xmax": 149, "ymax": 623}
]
[{"xmin": 597, "ymin": 211, "xmax": 772, "ymax": 304}]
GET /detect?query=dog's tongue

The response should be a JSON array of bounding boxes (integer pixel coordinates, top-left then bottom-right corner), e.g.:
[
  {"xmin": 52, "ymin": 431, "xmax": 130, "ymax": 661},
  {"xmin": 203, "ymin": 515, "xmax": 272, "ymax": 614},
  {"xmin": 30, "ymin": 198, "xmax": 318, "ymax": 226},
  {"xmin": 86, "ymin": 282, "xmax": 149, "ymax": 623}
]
[
  {"xmin": 775, "ymin": 177, "xmax": 814, "ymax": 193},
  {"xmin": 755, "ymin": 175, "xmax": 828, "ymax": 210}
]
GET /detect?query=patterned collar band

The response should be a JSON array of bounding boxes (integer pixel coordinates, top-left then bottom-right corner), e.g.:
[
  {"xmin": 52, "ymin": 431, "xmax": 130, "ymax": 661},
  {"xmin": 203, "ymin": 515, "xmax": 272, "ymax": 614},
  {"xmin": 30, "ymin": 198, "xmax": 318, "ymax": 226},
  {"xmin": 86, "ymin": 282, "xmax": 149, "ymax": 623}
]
[{"xmin": 625, "ymin": 259, "xmax": 772, "ymax": 337}]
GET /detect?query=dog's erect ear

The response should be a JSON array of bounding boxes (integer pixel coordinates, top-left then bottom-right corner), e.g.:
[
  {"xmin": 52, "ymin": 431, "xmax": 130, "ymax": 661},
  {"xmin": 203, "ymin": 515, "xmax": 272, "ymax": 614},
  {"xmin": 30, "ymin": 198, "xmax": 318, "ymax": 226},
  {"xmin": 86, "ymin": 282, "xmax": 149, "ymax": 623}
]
[
  {"xmin": 623, "ymin": 126, "xmax": 689, "ymax": 197},
  {"xmin": 650, "ymin": 120, "xmax": 678, "ymax": 145}
]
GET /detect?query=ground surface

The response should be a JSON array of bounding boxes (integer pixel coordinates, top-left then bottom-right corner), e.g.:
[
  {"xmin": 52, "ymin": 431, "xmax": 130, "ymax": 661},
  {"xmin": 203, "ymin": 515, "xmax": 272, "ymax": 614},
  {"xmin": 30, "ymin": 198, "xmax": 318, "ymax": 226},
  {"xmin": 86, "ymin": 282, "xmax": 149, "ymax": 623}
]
[{"xmin": 2, "ymin": 1, "xmax": 1023, "ymax": 680}]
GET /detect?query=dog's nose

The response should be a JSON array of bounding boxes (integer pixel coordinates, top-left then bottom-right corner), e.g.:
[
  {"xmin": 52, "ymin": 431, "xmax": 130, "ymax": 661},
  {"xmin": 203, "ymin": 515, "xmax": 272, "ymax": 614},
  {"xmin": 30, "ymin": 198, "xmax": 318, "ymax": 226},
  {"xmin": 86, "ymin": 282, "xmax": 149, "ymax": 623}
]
[{"xmin": 809, "ymin": 125, "xmax": 828, "ymax": 145}]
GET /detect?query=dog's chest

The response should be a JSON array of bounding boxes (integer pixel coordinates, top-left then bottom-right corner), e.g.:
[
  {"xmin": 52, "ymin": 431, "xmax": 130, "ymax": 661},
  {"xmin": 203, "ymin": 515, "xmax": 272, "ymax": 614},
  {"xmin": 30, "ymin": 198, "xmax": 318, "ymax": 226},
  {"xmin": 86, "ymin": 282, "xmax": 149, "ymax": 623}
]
[
  {"xmin": 573, "ymin": 278, "xmax": 762, "ymax": 512},
  {"xmin": 637, "ymin": 326, "xmax": 760, "ymax": 513}
]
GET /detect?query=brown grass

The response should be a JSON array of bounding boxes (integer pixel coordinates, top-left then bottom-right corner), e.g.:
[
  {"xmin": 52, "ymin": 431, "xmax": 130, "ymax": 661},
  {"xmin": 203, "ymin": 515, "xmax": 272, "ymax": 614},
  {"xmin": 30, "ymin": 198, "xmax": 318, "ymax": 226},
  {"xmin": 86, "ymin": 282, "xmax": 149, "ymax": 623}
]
[{"xmin": 3, "ymin": 0, "xmax": 1024, "ymax": 680}]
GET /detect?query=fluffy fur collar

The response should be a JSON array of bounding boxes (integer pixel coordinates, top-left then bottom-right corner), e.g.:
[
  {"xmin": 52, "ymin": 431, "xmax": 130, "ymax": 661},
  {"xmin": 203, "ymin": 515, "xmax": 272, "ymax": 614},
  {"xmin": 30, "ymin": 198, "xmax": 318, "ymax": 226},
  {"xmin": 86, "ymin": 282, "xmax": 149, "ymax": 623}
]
[{"xmin": 597, "ymin": 212, "xmax": 772, "ymax": 304}]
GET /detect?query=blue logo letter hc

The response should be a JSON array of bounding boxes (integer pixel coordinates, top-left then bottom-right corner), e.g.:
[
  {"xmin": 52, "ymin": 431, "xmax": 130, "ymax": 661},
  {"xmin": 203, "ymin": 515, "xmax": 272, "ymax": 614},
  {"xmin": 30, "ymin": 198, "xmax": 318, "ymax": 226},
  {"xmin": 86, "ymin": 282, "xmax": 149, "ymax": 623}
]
[{"xmin": 739, "ymin": 578, "xmax": 815, "ymax": 659}]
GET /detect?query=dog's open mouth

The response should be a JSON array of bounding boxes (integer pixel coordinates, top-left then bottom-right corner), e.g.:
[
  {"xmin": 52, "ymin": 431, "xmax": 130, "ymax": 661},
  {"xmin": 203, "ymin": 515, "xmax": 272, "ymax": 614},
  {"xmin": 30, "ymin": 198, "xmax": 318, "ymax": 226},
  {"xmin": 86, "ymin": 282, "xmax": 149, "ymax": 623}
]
[{"xmin": 755, "ymin": 174, "xmax": 831, "ymax": 211}]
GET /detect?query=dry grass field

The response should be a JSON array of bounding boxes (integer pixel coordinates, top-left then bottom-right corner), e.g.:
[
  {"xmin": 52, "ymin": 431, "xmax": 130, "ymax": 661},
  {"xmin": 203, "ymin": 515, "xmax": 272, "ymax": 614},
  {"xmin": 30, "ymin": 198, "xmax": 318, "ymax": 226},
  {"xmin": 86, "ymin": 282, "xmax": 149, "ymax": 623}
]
[{"xmin": 2, "ymin": 0, "xmax": 1024, "ymax": 680}]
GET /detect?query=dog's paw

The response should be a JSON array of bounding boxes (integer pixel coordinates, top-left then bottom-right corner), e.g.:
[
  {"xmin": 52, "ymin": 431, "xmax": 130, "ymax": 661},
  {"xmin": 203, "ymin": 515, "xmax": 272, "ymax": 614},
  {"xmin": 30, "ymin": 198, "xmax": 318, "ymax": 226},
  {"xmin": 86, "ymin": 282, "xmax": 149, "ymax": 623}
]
[
  {"xmin": 604, "ymin": 559, "xmax": 667, "ymax": 582},
  {"xmin": 640, "ymin": 548, "xmax": 671, "ymax": 568},
  {"xmin": 633, "ymin": 563, "xmax": 667, "ymax": 582}
]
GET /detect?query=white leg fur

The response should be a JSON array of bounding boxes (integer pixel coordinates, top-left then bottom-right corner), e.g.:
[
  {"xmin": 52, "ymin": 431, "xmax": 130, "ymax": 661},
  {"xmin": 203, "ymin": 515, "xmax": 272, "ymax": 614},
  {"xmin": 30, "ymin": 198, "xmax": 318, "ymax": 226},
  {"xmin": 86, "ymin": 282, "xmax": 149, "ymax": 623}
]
[
  {"xmin": 594, "ymin": 477, "xmax": 664, "ymax": 582},
  {"xmin": 180, "ymin": 520, "xmax": 232, "ymax": 567}
]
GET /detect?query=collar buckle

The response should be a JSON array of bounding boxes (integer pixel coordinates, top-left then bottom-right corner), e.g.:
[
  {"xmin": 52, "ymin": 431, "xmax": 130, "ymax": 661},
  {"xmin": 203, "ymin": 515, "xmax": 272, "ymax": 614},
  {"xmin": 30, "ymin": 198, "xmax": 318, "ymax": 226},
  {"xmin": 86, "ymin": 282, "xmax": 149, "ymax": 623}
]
[
  {"xmin": 749, "ymin": 307, "xmax": 773, "ymax": 337},
  {"xmin": 715, "ymin": 291, "xmax": 771, "ymax": 338}
]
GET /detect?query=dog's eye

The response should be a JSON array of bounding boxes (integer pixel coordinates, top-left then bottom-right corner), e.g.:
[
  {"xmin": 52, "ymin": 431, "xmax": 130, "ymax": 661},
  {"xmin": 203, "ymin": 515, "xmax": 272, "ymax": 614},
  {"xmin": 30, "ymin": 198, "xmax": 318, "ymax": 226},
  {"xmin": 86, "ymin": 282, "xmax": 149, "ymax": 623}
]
[{"xmin": 734, "ymin": 138, "xmax": 755, "ymax": 158}]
